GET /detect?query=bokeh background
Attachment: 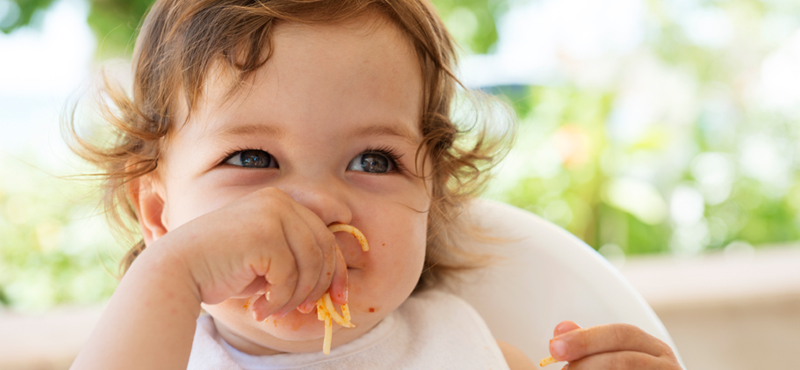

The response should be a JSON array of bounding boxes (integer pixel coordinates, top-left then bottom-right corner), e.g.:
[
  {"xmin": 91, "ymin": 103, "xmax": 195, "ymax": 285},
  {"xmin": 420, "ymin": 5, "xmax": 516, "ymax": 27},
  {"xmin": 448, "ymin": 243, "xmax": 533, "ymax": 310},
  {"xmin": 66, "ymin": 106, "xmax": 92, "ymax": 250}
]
[{"xmin": 1, "ymin": 0, "xmax": 799, "ymax": 369}]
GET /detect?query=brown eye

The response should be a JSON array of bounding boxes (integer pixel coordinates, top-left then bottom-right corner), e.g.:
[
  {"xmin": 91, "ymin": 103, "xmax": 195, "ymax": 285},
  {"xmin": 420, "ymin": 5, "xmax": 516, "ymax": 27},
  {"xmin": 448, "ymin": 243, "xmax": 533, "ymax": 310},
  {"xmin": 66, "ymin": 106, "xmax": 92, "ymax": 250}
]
[
  {"xmin": 225, "ymin": 150, "xmax": 278, "ymax": 168},
  {"xmin": 347, "ymin": 152, "xmax": 394, "ymax": 173}
]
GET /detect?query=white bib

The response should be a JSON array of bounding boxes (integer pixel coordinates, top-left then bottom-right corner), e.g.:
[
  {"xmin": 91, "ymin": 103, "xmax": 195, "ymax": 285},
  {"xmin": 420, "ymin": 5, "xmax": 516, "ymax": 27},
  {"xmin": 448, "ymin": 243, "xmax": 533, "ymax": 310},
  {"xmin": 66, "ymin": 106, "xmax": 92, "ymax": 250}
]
[{"xmin": 188, "ymin": 290, "xmax": 510, "ymax": 370}]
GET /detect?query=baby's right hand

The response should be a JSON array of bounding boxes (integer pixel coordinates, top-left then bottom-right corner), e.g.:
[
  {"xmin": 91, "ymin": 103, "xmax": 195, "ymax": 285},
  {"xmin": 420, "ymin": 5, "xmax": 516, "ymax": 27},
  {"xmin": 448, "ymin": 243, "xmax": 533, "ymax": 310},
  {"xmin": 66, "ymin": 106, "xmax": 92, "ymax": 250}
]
[{"xmin": 148, "ymin": 187, "xmax": 347, "ymax": 321}]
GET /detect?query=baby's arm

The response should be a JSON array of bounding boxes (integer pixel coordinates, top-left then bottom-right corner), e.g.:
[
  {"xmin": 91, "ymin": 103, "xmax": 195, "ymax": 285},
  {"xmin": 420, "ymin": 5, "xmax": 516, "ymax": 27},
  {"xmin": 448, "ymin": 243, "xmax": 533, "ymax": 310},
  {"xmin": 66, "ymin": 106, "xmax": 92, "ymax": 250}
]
[
  {"xmin": 70, "ymin": 188, "xmax": 347, "ymax": 370},
  {"xmin": 497, "ymin": 340, "xmax": 537, "ymax": 369}
]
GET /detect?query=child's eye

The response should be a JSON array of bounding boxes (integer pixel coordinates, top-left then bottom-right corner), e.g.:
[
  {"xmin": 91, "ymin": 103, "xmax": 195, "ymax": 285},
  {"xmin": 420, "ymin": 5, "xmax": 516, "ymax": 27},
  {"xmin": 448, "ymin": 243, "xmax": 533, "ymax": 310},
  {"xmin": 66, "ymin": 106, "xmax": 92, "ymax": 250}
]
[
  {"xmin": 347, "ymin": 151, "xmax": 396, "ymax": 173},
  {"xmin": 224, "ymin": 150, "xmax": 279, "ymax": 169}
]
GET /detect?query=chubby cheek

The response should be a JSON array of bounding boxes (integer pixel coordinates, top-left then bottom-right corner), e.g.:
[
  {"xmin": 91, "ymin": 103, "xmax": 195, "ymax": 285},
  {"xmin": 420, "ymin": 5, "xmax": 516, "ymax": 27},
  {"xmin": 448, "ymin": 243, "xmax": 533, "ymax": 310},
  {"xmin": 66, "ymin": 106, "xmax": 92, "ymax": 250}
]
[
  {"xmin": 163, "ymin": 181, "xmax": 254, "ymax": 230},
  {"xmin": 350, "ymin": 212, "xmax": 427, "ymax": 317}
]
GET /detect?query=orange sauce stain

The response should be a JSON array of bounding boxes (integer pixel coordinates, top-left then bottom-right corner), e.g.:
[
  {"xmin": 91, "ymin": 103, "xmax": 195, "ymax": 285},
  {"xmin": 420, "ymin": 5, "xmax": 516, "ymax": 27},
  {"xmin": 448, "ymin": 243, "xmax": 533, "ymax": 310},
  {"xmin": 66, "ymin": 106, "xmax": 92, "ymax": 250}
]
[
  {"xmin": 382, "ymin": 243, "xmax": 385, "ymax": 246},
  {"xmin": 368, "ymin": 307, "xmax": 375, "ymax": 313},
  {"xmin": 243, "ymin": 298, "xmax": 251, "ymax": 311},
  {"xmin": 279, "ymin": 312, "xmax": 307, "ymax": 331}
]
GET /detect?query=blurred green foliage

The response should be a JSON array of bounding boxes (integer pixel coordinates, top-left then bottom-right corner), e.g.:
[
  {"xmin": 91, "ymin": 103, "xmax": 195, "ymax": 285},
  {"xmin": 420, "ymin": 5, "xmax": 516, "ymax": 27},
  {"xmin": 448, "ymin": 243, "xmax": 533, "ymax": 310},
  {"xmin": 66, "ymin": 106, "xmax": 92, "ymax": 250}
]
[
  {"xmin": 0, "ymin": 0, "xmax": 55, "ymax": 30},
  {"xmin": 0, "ymin": 156, "xmax": 119, "ymax": 310},
  {"xmin": 3, "ymin": 0, "xmax": 150, "ymax": 57},
  {"xmin": 482, "ymin": 0, "xmax": 800, "ymax": 256},
  {"xmin": 488, "ymin": 83, "xmax": 800, "ymax": 255}
]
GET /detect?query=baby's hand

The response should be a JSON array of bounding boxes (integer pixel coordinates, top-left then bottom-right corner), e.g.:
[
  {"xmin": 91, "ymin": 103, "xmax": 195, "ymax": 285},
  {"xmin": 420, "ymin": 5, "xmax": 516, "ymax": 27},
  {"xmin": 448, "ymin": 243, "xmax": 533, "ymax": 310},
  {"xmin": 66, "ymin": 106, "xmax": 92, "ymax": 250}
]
[
  {"xmin": 546, "ymin": 321, "xmax": 681, "ymax": 370},
  {"xmin": 149, "ymin": 187, "xmax": 347, "ymax": 320}
]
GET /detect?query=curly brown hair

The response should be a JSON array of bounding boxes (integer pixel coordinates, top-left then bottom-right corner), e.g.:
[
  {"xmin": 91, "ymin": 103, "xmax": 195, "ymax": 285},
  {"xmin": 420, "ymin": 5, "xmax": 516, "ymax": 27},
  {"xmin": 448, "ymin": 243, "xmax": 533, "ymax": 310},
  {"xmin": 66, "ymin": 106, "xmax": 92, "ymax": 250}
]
[{"xmin": 64, "ymin": 0, "xmax": 514, "ymax": 292}]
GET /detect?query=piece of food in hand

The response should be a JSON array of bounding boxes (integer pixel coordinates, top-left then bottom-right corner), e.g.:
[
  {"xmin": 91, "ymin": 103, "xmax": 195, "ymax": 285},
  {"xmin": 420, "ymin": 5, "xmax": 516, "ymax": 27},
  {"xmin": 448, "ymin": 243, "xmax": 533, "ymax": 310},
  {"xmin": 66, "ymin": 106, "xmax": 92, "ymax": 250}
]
[
  {"xmin": 540, "ymin": 355, "xmax": 557, "ymax": 367},
  {"xmin": 315, "ymin": 224, "xmax": 370, "ymax": 354}
]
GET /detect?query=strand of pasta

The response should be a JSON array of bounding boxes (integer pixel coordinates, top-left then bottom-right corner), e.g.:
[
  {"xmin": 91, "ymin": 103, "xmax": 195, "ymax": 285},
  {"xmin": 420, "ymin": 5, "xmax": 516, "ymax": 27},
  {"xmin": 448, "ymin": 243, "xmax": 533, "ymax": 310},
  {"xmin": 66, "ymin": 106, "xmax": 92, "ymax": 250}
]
[
  {"xmin": 316, "ymin": 224, "xmax": 369, "ymax": 354},
  {"xmin": 540, "ymin": 355, "xmax": 557, "ymax": 367}
]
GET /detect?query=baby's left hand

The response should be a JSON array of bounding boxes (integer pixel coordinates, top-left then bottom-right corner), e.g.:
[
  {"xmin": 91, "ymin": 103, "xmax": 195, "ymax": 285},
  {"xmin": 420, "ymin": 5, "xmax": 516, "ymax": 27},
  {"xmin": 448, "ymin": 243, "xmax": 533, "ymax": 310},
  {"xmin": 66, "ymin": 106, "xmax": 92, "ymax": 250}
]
[{"xmin": 547, "ymin": 321, "xmax": 682, "ymax": 370}]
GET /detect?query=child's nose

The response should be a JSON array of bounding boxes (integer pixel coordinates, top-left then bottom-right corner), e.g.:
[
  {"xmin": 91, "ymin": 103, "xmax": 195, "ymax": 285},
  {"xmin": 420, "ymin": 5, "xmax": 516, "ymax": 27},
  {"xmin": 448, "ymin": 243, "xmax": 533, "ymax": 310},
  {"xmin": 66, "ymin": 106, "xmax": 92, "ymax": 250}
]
[{"xmin": 280, "ymin": 183, "xmax": 352, "ymax": 227}]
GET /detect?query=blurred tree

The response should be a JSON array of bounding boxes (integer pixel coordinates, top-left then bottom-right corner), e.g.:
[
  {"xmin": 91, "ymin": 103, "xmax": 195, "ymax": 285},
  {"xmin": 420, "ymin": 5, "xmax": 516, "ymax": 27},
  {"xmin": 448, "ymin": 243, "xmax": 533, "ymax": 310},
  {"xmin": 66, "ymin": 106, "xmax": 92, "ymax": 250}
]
[
  {"xmin": 2, "ymin": 0, "xmax": 152, "ymax": 57},
  {"xmin": 0, "ymin": 157, "xmax": 120, "ymax": 310}
]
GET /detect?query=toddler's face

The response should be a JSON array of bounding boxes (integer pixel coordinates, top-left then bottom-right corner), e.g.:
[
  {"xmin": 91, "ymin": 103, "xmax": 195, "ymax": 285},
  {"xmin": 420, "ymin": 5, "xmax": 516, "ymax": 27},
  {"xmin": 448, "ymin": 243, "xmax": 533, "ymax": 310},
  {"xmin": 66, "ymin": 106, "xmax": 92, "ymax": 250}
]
[{"xmin": 154, "ymin": 15, "xmax": 428, "ymax": 353}]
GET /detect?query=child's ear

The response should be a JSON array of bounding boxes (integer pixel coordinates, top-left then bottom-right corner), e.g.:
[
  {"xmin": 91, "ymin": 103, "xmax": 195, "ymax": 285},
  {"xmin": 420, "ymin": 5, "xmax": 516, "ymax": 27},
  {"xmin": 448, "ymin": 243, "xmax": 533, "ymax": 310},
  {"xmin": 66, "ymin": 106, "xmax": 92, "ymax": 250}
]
[{"xmin": 127, "ymin": 175, "xmax": 169, "ymax": 246}]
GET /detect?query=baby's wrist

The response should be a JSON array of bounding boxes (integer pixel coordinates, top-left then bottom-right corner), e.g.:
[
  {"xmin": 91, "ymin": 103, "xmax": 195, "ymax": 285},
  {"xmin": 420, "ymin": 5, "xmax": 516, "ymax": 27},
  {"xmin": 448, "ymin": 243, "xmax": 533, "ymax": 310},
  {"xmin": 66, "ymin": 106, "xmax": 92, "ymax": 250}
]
[{"xmin": 130, "ymin": 237, "xmax": 204, "ymax": 311}]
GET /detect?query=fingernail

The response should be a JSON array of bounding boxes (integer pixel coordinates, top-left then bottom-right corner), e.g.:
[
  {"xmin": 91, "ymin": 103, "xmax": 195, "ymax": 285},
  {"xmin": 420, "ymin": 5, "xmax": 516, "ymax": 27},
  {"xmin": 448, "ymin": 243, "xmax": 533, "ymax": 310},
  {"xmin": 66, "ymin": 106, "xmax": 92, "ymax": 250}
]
[
  {"xmin": 253, "ymin": 309, "xmax": 267, "ymax": 322},
  {"xmin": 551, "ymin": 339, "xmax": 567, "ymax": 360},
  {"xmin": 298, "ymin": 301, "xmax": 315, "ymax": 314},
  {"xmin": 556, "ymin": 320, "xmax": 579, "ymax": 332}
]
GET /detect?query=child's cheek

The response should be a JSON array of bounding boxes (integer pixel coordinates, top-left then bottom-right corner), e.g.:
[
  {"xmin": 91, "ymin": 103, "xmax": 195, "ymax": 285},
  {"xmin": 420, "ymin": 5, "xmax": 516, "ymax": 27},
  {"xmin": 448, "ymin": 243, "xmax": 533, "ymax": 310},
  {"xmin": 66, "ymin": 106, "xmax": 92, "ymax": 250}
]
[{"xmin": 206, "ymin": 168, "xmax": 278, "ymax": 188}]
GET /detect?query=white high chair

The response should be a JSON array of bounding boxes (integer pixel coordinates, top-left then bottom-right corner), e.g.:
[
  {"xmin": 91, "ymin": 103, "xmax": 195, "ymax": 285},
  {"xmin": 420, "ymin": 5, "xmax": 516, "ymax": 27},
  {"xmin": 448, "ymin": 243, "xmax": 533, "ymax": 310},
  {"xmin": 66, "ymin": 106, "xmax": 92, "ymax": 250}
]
[{"xmin": 454, "ymin": 199, "xmax": 685, "ymax": 368}]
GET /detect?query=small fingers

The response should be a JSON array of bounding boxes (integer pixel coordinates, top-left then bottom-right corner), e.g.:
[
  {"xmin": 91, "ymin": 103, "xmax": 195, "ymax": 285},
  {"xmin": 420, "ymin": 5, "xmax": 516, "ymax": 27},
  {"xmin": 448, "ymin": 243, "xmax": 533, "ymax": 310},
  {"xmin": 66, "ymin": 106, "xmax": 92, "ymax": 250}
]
[
  {"xmin": 297, "ymin": 240, "xmax": 337, "ymax": 313},
  {"xmin": 291, "ymin": 203, "xmax": 340, "ymax": 312},
  {"xmin": 289, "ymin": 200, "xmax": 350, "ymax": 306},
  {"xmin": 328, "ymin": 245, "xmax": 349, "ymax": 305},
  {"xmin": 231, "ymin": 277, "xmax": 268, "ymax": 299},
  {"xmin": 251, "ymin": 239, "xmax": 298, "ymax": 320},
  {"xmin": 250, "ymin": 294, "xmax": 270, "ymax": 321},
  {"xmin": 550, "ymin": 323, "xmax": 673, "ymax": 363},
  {"xmin": 566, "ymin": 350, "xmax": 677, "ymax": 370},
  {"xmin": 271, "ymin": 216, "xmax": 324, "ymax": 318}
]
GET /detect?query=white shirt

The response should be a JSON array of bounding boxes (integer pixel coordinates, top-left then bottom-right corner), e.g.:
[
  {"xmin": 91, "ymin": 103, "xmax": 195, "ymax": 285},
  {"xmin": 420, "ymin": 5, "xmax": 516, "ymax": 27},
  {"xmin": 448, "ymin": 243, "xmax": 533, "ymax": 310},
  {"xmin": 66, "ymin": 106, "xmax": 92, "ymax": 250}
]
[{"xmin": 188, "ymin": 290, "xmax": 510, "ymax": 369}]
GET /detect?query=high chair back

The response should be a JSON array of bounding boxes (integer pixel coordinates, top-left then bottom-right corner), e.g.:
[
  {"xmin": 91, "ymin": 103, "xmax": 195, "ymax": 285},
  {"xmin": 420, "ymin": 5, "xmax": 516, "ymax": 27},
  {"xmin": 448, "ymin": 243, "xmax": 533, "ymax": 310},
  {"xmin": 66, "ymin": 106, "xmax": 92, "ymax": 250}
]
[{"xmin": 454, "ymin": 199, "xmax": 684, "ymax": 367}]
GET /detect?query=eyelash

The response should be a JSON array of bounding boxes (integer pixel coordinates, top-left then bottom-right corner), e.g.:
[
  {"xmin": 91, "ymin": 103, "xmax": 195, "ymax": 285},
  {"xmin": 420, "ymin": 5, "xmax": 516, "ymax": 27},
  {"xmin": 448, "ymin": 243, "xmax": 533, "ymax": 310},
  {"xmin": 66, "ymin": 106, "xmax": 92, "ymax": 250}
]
[
  {"xmin": 219, "ymin": 146, "xmax": 266, "ymax": 166},
  {"xmin": 218, "ymin": 145, "xmax": 407, "ymax": 172},
  {"xmin": 362, "ymin": 145, "xmax": 406, "ymax": 173}
]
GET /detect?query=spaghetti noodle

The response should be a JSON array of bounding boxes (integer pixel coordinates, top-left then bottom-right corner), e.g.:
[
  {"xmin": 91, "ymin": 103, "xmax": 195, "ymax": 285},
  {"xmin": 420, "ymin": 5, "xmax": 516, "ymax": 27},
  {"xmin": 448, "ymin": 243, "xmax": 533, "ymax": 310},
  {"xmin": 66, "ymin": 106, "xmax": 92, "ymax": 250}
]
[
  {"xmin": 539, "ymin": 355, "xmax": 557, "ymax": 367},
  {"xmin": 316, "ymin": 224, "xmax": 369, "ymax": 354}
]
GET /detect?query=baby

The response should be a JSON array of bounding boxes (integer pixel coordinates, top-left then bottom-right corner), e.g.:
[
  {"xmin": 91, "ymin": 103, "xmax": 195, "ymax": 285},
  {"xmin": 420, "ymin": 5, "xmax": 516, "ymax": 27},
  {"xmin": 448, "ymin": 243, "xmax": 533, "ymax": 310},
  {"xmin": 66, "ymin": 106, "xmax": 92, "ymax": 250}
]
[{"xmin": 67, "ymin": 0, "xmax": 682, "ymax": 369}]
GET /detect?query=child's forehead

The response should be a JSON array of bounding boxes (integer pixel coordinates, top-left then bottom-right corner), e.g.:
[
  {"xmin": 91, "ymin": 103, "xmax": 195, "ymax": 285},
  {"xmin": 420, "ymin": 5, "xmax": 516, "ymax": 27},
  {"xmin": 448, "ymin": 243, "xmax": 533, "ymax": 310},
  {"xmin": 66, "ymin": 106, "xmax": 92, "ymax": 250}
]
[
  {"xmin": 174, "ymin": 12, "xmax": 423, "ymax": 139},
  {"xmin": 271, "ymin": 10, "xmax": 405, "ymax": 47}
]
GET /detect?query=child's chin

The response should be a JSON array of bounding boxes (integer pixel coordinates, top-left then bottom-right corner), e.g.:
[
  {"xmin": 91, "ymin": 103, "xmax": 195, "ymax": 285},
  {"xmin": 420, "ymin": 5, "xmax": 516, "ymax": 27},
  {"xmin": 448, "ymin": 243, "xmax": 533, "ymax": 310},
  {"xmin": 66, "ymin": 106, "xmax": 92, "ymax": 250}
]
[{"xmin": 259, "ymin": 310, "xmax": 328, "ymax": 342}]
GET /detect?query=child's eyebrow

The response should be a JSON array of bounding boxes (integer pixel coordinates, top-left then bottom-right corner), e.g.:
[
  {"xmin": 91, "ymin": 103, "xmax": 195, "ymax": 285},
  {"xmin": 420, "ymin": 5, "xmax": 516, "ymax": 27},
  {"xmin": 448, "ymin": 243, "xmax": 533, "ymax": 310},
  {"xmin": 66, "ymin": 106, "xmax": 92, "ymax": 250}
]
[
  {"xmin": 211, "ymin": 122, "xmax": 418, "ymax": 144},
  {"xmin": 350, "ymin": 123, "xmax": 419, "ymax": 144},
  {"xmin": 213, "ymin": 124, "xmax": 285, "ymax": 140}
]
